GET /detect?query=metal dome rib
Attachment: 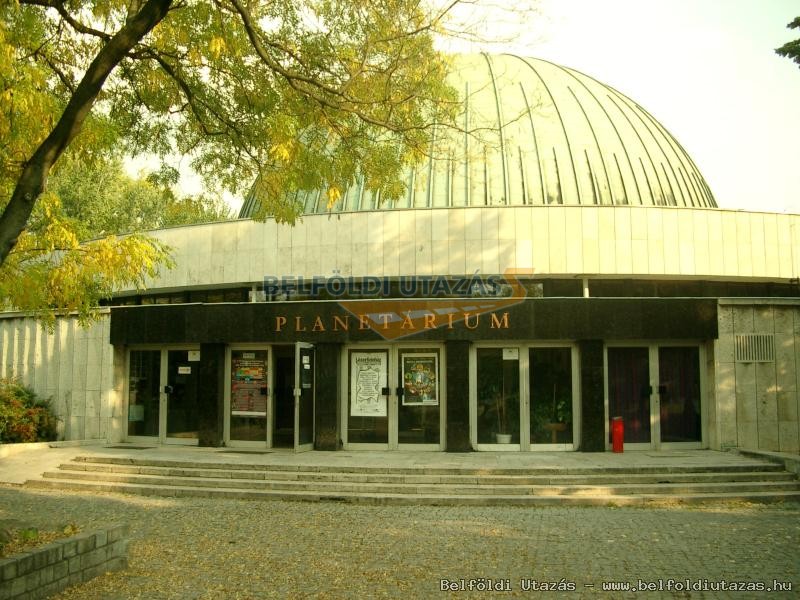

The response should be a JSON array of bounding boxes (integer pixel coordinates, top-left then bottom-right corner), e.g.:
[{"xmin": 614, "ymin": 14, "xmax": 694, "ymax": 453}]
[{"xmin": 239, "ymin": 53, "xmax": 716, "ymax": 218}]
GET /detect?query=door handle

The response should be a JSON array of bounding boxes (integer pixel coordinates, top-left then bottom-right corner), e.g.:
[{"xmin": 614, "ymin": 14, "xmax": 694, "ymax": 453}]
[
  {"xmin": 396, "ymin": 387, "xmax": 404, "ymax": 397},
  {"xmin": 163, "ymin": 385, "xmax": 174, "ymax": 394},
  {"xmin": 381, "ymin": 387, "xmax": 391, "ymax": 396}
]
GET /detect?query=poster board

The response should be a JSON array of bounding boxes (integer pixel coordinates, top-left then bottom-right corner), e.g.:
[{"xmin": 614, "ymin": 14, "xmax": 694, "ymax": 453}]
[
  {"xmin": 401, "ymin": 353, "xmax": 439, "ymax": 406},
  {"xmin": 350, "ymin": 351, "xmax": 387, "ymax": 417},
  {"xmin": 231, "ymin": 351, "xmax": 268, "ymax": 417}
]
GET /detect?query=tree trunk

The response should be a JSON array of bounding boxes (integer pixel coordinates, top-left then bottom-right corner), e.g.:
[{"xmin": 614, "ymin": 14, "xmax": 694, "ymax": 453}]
[{"xmin": 0, "ymin": 0, "xmax": 173, "ymax": 265}]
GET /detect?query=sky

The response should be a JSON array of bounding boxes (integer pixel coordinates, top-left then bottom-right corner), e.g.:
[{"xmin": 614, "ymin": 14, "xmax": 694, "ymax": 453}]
[{"xmin": 444, "ymin": 0, "xmax": 800, "ymax": 214}]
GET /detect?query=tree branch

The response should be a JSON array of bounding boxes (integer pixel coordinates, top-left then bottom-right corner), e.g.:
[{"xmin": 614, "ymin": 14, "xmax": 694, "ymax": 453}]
[{"xmin": 0, "ymin": 0, "xmax": 173, "ymax": 264}]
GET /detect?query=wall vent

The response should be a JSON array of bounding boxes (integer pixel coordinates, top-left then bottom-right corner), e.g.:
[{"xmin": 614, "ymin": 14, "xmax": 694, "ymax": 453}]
[{"xmin": 734, "ymin": 334, "xmax": 775, "ymax": 363}]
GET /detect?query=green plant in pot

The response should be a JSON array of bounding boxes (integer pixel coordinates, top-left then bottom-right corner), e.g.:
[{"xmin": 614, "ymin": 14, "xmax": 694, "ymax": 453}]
[
  {"xmin": 494, "ymin": 388, "xmax": 520, "ymax": 443},
  {"xmin": 543, "ymin": 384, "xmax": 571, "ymax": 442},
  {"xmin": 478, "ymin": 374, "xmax": 519, "ymax": 443},
  {"xmin": 493, "ymin": 388, "xmax": 510, "ymax": 442}
]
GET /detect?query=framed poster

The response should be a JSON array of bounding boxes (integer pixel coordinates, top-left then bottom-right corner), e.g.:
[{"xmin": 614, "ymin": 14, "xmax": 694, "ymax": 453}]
[
  {"xmin": 350, "ymin": 351, "xmax": 387, "ymax": 417},
  {"xmin": 231, "ymin": 351, "xmax": 268, "ymax": 416},
  {"xmin": 402, "ymin": 353, "xmax": 438, "ymax": 406}
]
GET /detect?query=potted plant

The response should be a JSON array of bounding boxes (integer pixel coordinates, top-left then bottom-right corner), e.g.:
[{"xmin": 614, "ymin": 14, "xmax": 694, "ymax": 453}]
[
  {"xmin": 493, "ymin": 387, "xmax": 512, "ymax": 443},
  {"xmin": 543, "ymin": 384, "xmax": 570, "ymax": 442},
  {"xmin": 477, "ymin": 378, "xmax": 518, "ymax": 444}
]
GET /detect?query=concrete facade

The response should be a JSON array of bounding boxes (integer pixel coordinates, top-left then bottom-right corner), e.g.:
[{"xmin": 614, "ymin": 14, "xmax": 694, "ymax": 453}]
[
  {"xmin": 2, "ymin": 205, "xmax": 799, "ymax": 452},
  {"xmin": 714, "ymin": 300, "xmax": 800, "ymax": 453},
  {"xmin": 0, "ymin": 312, "xmax": 122, "ymax": 443},
  {"xmin": 130, "ymin": 206, "xmax": 800, "ymax": 294}
]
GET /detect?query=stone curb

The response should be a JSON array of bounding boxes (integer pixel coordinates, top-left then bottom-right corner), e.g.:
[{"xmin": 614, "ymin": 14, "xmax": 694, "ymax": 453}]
[
  {"xmin": 0, "ymin": 524, "xmax": 129, "ymax": 600},
  {"xmin": 735, "ymin": 449, "xmax": 800, "ymax": 476},
  {"xmin": 0, "ymin": 440, "xmax": 106, "ymax": 460}
]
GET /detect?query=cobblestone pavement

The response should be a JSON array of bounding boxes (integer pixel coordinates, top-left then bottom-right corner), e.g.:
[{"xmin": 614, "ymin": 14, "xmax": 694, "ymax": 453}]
[{"xmin": 1, "ymin": 486, "xmax": 797, "ymax": 599}]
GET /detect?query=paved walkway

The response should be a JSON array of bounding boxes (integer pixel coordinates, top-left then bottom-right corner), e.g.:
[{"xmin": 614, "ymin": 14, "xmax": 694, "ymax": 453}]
[
  {"xmin": 0, "ymin": 484, "xmax": 797, "ymax": 599},
  {"xmin": 1, "ymin": 445, "xmax": 799, "ymax": 598}
]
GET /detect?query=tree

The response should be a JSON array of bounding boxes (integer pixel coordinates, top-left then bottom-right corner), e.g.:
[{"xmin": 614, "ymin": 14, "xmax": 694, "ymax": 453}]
[
  {"xmin": 776, "ymin": 16, "xmax": 800, "ymax": 68},
  {"xmin": 0, "ymin": 0, "xmax": 463, "ymax": 319},
  {"xmin": 49, "ymin": 157, "xmax": 231, "ymax": 239}
]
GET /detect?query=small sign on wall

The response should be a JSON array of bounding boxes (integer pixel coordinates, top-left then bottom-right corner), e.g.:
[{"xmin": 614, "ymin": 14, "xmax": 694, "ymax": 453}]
[
  {"xmin": 178, "ymin": 366, "xmax": 192, "ymax": 375},
  {"xmin": 502, "ymin": 348, "xmax": 519, "ymax": 361},
  {"xmin": 188, "ymin": 351, "xmax": 200, "ymax": 362}
]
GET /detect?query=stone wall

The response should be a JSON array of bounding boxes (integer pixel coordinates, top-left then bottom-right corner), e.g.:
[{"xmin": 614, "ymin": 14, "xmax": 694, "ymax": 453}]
[
  {"xmin": 0, "ymin": 312, "xmax": 121, "ymax": 442},
  {"xmin": 714, "ymin": 300, "xmax": 799, "ymax": 453},
  {"xmin": 0, "ymin": 525, "xmax": 129, "ymax": 600}
]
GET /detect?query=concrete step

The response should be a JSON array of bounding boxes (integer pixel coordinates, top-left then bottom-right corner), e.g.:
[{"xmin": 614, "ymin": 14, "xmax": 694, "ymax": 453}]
[
  {"xmin": 40, "ymin": 469, "xmax": 800, "ymax": 496},
  {"xmin": 28, "ymin": 454, "xmax": 798, "ymax": 506},
  {"xmin": 56, "ymin": 462, "xmax": 798, "ymax": 484},
  {"xmin": 69, "ymin": 455, "xmax": 784, "ymax": 476},
  {"xmin": 24, "ymin": 477, "xmax": 800, "ymax": 507}
]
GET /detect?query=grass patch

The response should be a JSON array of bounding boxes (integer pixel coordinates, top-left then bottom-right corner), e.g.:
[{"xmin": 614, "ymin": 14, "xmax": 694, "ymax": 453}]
[{"xmin": 0, "ymin": 523, "xmax": 80, "ymax": 558}]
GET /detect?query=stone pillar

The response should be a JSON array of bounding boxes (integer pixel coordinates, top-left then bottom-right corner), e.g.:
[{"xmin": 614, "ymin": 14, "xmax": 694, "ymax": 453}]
[
  {"xmin": 109, "ymin": 345, "xmax": 127, "ymax": 443},
  {"xmin": 579, "ymin": 339, "xmax": 605, "ymax": 452},
  {"xmin": 314, "ymin": 342, "xmax": 341, "ymax": 450},
  {"xmin": 446, "ymin": 340, "xmax": 471, "ymax": 452},
  {"xmin": 197, "ymin": 343, "xmax": 225, "ymax": 447}
]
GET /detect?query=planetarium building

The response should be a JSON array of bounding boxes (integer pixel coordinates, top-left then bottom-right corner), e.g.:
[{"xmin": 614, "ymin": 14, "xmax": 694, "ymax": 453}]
[{"xmin": 2, "ymin": 54, "xmax": 799, "ymax": 455}]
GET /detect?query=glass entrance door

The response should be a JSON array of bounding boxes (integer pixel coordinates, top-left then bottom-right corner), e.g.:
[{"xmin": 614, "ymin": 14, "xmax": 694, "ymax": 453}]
[
  {"xmin": 606, "ymin": 345, "xmax": 703, "ymax": 449},
  {"xmin": 343, "ymin": 345, "xmax": 443, "ymax": 450},
  {"xmin": 127, "ymin": 350, "xmax": 161, "ymax": 438},
  {"xmin": 529, "ymin": 347, "xmax": 574, "ymax": 446},
  {"xmin": 229, "ymin": 349, "xmax": 269, "ymax": 443},
  {"xmin": 475, "ymin": 348, "xmax": 521, "ymax": 447},
  {"xmin": 165, "ymin": 350, "xmax": 199, "ymax": 444},
  {"xmin": 607, "ymin": 347, "xmax": 652, "ymax": 446},
  {"xmin": 397, "ymin": 348, "xmax": 441, "ymax": 448},
  {"xmin": 471, "ymin": 345, "xmax": 578, "ymax": 451},
  {"xmin": 126, "ymin": 348, "xmax": 199, "ymax": 444},
  {"xmin": 294, "ymin": 343, "xmax": 314, "ymax": 451},
  {"xmin": 658, "ymin": 347, "xmax": 702, "ymax": 443},
  {"xmin": 347, "ymin": 348, "xmax": 389, "ymax": 446}
]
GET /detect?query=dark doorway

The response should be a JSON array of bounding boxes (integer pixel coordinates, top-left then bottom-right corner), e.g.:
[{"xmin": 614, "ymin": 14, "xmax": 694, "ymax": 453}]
[{"xmin": 273, "ymin": 346, "xmax": 295, "ymax": 447}]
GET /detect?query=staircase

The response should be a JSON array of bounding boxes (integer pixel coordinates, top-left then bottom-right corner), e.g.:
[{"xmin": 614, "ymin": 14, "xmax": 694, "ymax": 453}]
[{"xmin": 24, "ymin": 454, "xmax": 800, "ymax": 506}]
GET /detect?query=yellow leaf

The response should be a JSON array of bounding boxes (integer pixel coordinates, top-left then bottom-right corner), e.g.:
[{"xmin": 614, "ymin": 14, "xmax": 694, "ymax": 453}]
[
  {"xmin": 209, "ymin": 37, "xmax": 226, "ymax": 59},
  {"xmin": 269, "ymin": 142, "xmax": 293, "ymax": 162},
  {"xmin": 326, "ymin": 186, "xmax": 342, "ymax": 209}
]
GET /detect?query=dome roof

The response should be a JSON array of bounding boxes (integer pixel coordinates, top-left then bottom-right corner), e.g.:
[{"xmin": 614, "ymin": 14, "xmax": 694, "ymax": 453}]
[{"xmin": 240, "ymin": 54, "xmax": 716, "ymax": 217}]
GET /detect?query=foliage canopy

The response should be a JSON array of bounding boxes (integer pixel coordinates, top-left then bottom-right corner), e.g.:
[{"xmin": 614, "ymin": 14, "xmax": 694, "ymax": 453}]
[
  {"xmin": 775, "ymin": 16, "xmax": 800, "ymax": 69},
  {"xmin": 0, "ymin": 0, "xmax": 461, "ymax": 320}
]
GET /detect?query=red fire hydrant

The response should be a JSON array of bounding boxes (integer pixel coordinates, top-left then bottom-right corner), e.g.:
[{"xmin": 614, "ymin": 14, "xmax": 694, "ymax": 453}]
[{"xmin": 611, "ymin": 417, "xmax": 624, "ymax": 453}]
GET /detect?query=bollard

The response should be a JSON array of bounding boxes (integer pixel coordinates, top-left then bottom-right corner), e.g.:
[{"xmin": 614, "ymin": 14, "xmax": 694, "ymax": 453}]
[{"xmin": 611, "ymin": 417, "xmax": 624, "ymax": 453}]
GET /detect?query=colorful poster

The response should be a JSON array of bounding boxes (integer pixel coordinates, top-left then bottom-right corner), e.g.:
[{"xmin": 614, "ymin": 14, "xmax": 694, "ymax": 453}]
[
  {"xmin": 231, "ymin": 351, "xmax": 268, "ymax": 416},
  {"xmin": 402, "ymin": 354, "xmax": 438, "ymax": 406},
  {"xmin": 350, "ymin": 352, "xmax": 387, "ymax": 417}
]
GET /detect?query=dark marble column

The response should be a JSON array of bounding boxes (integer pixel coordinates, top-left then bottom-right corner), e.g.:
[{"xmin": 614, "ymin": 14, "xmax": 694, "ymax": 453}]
[
  {"xmin": 445, "ymin": 340, "xmax": 472, "ymax": 452},
  {"xmin": 579, "ymin": 339, "xmax": 606, "ymax": 452},
  {"xmin": 314, "ymin": 342, "xmax": 341, "ymax": 450},
  {"xmin": 197, "ymin": 343, "xmax": 225, "ymax": 447}
]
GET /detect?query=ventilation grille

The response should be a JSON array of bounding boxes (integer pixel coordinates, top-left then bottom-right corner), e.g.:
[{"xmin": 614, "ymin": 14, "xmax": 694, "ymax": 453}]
[{"xmin": 734, "ymin": 334, "xmax": 775, "ymax": 363}]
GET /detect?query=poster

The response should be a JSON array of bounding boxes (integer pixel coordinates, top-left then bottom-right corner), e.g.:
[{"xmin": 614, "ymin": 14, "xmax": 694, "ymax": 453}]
[
  {"xmin": 231, "ymin": 351, "xmax": 268, "ymax": 416},
  {"xmin": 350, "ymin": 352, "xmax": 387, "ymax": 417},
  {"xmin": 402, "ymin": 354, "xmax": 438, "ymax": 406}
]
